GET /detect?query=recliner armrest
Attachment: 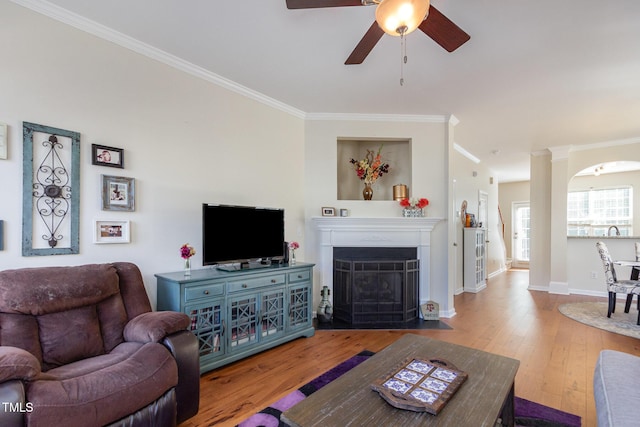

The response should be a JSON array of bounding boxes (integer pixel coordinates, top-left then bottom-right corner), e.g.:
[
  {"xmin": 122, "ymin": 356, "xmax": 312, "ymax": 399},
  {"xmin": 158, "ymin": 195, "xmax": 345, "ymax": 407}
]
[
  {"xmin": 162, "ymin": 330, "xmax": 199, "ymax": 423},
  {"xmin": 0, "ymin": 346, "xmax": 40, "ymax": 383},
  {"xmin": 0, "ymin": 380, "xmax": 27, "ymax": 427},
  {"xmin": 123, "ymin": 311, "xmax": 190, "ymax": 343}
]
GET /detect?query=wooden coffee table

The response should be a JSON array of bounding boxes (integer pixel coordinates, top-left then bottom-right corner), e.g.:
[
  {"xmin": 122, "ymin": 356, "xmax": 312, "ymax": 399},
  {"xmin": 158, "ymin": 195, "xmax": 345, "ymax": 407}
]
[{"xmin": 282, "ymin": 334, "xmax": 520, "ymax": 427}]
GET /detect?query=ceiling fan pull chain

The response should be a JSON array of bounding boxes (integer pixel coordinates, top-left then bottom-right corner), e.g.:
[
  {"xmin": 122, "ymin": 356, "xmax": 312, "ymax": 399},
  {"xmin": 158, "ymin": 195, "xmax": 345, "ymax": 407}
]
[{"xmin": 400, "ymin": 32, "xmax": 406, "ymax": 86}]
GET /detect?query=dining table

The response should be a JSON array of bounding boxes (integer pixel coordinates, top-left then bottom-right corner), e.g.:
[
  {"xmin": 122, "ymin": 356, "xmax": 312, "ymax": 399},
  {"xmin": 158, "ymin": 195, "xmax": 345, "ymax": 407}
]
[{"xmin": 613, "ymin": 260, "xmax": 640, "ymax": 268}]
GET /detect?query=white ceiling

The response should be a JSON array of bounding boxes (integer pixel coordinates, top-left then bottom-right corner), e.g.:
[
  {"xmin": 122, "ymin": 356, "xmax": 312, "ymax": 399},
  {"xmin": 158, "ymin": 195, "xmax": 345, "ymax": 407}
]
[{"xmin": 16, "ymin": 0, "xmax": 640, "ymax": 182}]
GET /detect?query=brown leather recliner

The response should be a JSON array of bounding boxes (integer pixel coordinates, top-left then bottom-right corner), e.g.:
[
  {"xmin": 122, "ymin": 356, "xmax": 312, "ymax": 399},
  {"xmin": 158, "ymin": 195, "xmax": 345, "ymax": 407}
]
[{"xmin": 0, "ymin": 262, "xmax": 199, "ymax": 427}]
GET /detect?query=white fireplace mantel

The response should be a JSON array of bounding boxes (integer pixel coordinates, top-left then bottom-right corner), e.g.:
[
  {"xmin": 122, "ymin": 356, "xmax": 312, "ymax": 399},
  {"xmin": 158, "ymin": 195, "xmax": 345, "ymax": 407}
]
[{"xmin": 312, "ymin": 216, "xmax": 444, "ymax": 307}]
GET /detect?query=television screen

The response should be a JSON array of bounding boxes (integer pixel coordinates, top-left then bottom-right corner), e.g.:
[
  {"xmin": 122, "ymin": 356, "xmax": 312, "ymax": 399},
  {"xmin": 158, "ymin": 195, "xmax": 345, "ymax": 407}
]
[{"xmin": 202, "ymin": 204, "xmax": 285, "ymax": 267}]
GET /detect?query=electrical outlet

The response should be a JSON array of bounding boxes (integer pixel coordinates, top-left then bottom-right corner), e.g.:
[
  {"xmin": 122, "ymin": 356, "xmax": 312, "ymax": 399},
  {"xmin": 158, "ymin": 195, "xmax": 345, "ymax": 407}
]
[{"xmin": 591, "ymin": 271, "xmax": 598, "ymax": 279}]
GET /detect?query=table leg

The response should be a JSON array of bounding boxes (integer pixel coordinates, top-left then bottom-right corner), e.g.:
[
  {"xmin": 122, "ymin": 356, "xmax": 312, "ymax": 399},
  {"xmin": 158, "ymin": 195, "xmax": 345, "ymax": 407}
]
[{"xmin": 497, "ymin": 382, "xmax": 515, "ymax": 427}]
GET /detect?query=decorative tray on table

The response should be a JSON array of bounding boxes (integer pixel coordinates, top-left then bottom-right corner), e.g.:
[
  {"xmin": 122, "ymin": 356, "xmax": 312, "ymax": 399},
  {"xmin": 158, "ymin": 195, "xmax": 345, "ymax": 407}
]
[{"xmin": 371, "ymin": 357, "xmax": 468, "ymax": 415}]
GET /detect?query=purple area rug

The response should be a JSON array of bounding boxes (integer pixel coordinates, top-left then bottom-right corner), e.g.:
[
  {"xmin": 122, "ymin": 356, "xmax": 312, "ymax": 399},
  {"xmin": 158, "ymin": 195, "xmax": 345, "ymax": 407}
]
[{"xmin": 236, "ymin": 351, "xmax": 581, "ymax": 427}]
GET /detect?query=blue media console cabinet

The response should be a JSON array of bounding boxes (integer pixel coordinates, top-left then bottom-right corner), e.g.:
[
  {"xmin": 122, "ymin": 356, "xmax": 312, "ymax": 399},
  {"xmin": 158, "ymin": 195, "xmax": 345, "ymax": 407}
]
[{"xmin": 155, "ymin": 262, "xmax": 315, "ymax": 373}]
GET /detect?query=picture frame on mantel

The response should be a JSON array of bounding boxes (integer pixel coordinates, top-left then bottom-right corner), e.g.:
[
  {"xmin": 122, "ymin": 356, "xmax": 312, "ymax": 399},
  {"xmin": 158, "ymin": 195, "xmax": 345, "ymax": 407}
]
[
  {"xmin": 101, "ymin": 175, "xmax": 135, "ymax": 211},
  {"xmin": 322, "ymin": 207, "xmax": 336, "ymax": 216}
]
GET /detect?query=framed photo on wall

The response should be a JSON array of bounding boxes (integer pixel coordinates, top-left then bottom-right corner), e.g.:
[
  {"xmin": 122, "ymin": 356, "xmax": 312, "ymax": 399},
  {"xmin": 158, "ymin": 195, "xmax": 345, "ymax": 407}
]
[
  {"xmin": 94, "ymin": 219, "xmax": 130, "ymax": 244},
  {"xmin": 92, "ymin": 144, "xmax": 124, "ymax": 168},
  {"xmin": 101, "ymin": 175, "xmax": 135, "ymax": 211}
]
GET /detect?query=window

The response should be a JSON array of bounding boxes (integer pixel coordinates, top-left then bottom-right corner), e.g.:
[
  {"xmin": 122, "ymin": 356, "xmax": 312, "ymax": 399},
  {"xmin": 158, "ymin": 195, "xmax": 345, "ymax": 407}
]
[{"xmin": 567, "ymin": 186, "xmax": 633, "ymax": 236}]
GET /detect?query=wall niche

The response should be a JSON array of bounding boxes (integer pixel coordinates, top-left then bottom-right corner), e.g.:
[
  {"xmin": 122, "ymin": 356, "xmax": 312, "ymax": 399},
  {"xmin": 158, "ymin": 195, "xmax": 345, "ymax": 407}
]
[{"xmin": 337, "ymin": 138, "xmax": 412, "ymax": 201}]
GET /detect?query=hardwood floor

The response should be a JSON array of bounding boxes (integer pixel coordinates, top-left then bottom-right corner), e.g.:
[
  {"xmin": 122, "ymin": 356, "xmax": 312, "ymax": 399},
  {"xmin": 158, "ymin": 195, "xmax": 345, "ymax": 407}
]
[{"xmin": 181, "ymin": 269, "xmax": 640, "ymax": 427}]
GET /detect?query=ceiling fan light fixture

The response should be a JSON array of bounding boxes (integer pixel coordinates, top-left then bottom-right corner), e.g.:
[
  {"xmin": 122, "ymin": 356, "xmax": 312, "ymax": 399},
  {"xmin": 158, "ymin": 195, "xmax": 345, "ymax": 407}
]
[{"xmin": 375, "ymin": 0, "xmax": 430, "ymax": 36}]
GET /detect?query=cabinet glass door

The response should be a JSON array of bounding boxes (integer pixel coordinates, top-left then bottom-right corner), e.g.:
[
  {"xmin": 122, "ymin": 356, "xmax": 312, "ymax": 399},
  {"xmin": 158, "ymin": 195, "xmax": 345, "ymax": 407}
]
[
  {"xmin": 288, "ymin": 283, "xmax": 311, "ymax": 330},
  {"xmin": 186, "ymin": 300, "xmax": 224, "ymax": 359},
  {"xmin": 229, "ymin": 295, "xmax": 259, "ymax": 349},
  {"xmin": 261, "ymin": 288, "xmax": 285, "ymax": 340}
]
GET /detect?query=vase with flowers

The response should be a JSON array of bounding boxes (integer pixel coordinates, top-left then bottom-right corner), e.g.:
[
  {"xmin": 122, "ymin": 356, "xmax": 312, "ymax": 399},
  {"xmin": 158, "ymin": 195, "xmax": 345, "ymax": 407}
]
[
  {"xmin": 349, "ymin": 145, "xmax": 390, "ymax": 200},
  {"xmin": 288, "ymin": 241, "xmax": 299, "ymax": 265},
  {"xmin": 180, "ymin": 243, "xmax": 196, "ymax": 276},
  {"xmin": 400, "ymin": 197, "xmax": 429, "ymax": 217}
]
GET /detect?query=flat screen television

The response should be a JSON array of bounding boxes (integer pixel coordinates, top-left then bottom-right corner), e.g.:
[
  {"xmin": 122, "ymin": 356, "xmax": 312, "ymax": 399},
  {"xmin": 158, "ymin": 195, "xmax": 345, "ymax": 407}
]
[{"xmin": 202, "ymin": 204, "xmax": 285, "ymax": 270}]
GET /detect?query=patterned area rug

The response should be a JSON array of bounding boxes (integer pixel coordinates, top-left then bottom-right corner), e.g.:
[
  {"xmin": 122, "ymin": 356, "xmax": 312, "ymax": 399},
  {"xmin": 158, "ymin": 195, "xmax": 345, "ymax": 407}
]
[
  {"xmin": 558, "ymin": 302, "xmax": 640, "ymax": 339},
  {"xmin": 236, "ymin": 351, "xmax": 581, "ymax": 427}
]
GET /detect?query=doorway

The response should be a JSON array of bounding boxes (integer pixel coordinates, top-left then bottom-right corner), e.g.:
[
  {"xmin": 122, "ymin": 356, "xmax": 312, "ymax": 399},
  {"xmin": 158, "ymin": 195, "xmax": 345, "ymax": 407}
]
[{"xmin": 512, "ymin": 202, "xmax": 530, "ymax": 268}]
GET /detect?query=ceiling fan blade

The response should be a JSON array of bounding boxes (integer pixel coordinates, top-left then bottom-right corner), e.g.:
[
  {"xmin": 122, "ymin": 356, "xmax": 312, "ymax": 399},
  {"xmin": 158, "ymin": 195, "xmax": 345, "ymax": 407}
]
[
  {"xmin": 419, "ymin": 5, "xmax": 470, "ymax": 52},
  {"xmin": 286, "ymin": 0, "xmax": 363, "ymax": 9},
  {"xmin": 345, "ymin": 21, "xmax": 384, "ymax": 65}
]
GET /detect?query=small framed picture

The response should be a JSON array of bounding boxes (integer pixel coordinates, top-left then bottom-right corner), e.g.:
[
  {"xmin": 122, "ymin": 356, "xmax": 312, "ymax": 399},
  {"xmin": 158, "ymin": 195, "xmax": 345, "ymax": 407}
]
[
  {"xmin": 94, "ymin": 219, "xmax": 130, "ymax": 244},
  {"xmin": 102, "ymin": 175, "xmax": 135, "ymax": 211},
  {"xmin": 322, "ymin": 207, "xmax": 336, "ymax": 216},
  {"xmin": 92, "ymin": 144, "xmax": 124, "ymax": 168}
]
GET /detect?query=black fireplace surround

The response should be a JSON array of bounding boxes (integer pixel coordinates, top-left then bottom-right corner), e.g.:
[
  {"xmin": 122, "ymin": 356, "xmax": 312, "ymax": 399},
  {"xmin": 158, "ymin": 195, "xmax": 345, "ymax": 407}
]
[{"xmin": 333, "ymin": 247, "xmax": 419, "ymax": 326}]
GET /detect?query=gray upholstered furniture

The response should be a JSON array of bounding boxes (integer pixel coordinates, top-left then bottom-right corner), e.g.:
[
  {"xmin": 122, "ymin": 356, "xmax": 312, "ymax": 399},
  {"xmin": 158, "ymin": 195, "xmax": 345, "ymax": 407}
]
[
  {"xmin": 594, "ymin": 349, "xmax": 640, "ymax": 426},
  {"xmin": 596, "ymin": 241, "xmax": 640, "ymax": 324},
  {"xmin": 0, "ymin": 262, "xmax": 199, "ymax": 427}
]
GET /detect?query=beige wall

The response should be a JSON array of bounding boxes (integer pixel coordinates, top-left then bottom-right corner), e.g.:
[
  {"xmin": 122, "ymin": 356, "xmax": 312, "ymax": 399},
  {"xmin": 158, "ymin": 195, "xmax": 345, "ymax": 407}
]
[
  {"xmin": 531, "ymin": 143, "xmax": 640, "ymax": 296},
  {"xmin": 0, "ymin": 2, "xmax": 305, "ymax": 307},
  {"xmin": 451, "ymin": 148, "xmax": 504, "ymax": 294},
  {"xmin": 303, "ymin": 118, "xmax": 453, "ymax": 313}
]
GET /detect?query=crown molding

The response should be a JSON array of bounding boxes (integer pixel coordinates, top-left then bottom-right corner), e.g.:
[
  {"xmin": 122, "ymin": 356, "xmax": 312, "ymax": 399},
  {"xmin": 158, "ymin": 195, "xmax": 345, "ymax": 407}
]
[
  {"xmin": 548, "ymin": 145, "xmax": 571, "ymax": 162},
  {"xmin": 304, "ymin": 113, "xmax": 446, "ymax": 122},
  {"xmin": 454, "ymin": 143, "xmax": 480, "ymax": 164},
  {"xmin": 11, "ymin": 0, "xmax": 307, "ymax": 119},
  {"xmin": 570, "ymin": 136, "xmax": 640, "ymax": 152},
  {"xmin": 12, "ymin": 0, "xmax": 459, "ymax": 125}
]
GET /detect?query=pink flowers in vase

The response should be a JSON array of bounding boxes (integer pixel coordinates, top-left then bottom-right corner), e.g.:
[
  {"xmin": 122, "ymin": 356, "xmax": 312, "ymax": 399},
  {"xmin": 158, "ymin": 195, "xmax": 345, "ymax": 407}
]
[
  {"xmin": 180, "ymin": 243, "xmax": 196, "ymax": 259},
  {"xmin": 180, "ymin": 244, "xmax": 196, "ymax": 275},
  {"xmin": 288, "ymin": 242, "xmax": 299, "ymax": 265}
]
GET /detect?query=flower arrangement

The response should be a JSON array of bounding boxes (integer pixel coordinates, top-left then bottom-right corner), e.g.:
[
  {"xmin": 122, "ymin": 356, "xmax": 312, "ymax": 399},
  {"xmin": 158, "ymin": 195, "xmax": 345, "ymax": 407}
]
[
  {"xmin": 349, "ymin": 145, "xmax": 390, "ymax": 185},
  {"xmin": 180, "ymin": 243, "xmax": 196, "ymax": 259},
  {"xmin": 180, "ymin": 243, "xmax": 196, "ymax": 275},
  {"xmin": 288, "ymin": 241, "xmax": 299, "ymax": 264},
  {"xmin": 399, "ymin": 198, "xmax": 429, "ymax": 209}
]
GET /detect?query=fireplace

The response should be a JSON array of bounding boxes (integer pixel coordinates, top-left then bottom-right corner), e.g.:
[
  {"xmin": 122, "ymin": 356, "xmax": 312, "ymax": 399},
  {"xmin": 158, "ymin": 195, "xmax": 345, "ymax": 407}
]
[
  {"xmin": 333, "ymin": 247, "xmax": 419, "ymax": 325},
  {"xmin": 312, "ymin": 216, "xmax": 443, "ymax": 311}
]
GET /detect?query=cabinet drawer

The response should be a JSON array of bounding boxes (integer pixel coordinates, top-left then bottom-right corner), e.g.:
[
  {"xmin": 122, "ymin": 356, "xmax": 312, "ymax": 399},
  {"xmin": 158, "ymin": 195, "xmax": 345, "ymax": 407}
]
[
  {"xmin": 288, "ymin": 269, "xmax": 310, "ymax": 283},
  {"xmin": 185, "ymin": 283, "xmax": 225, "ymax": 301},
  {"xmin": 228, "ymin": 274, "xmax": 286, "ymax": 293}
]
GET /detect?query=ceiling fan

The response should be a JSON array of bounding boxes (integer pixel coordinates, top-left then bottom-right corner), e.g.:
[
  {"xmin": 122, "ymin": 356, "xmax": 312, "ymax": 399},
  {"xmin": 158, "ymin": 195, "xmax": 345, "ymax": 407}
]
[{"xmin": 286, "ymin": 0, "xmax": 470, "ymax": 65}]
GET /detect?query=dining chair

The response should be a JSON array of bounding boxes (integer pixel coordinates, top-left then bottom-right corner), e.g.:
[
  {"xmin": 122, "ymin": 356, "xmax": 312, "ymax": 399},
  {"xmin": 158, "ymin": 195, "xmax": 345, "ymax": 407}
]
[
  {"xmin": 630, "ymin": 242, "xmax": 640, "ymax": 280},
  {"xmin": 624, "ymin": 241, "xmax": 640, "ymax": 312},
  {"xmin": 595, "ymin": 241, "xmax": 640, "ymax": 325}
]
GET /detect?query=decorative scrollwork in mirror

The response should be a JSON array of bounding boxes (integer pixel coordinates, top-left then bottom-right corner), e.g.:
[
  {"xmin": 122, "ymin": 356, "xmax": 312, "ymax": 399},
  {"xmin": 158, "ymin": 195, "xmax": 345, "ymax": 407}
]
[{"xmin": 22, "ymin": 122, "xmax": 80, "ymax": 256}]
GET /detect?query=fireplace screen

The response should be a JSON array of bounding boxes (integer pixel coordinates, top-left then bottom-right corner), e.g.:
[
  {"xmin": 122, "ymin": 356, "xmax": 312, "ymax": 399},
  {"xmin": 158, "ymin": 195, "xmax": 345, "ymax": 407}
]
[{"xmin": 334, "ymin": 248, "xmax": 419, "ymax": 325}]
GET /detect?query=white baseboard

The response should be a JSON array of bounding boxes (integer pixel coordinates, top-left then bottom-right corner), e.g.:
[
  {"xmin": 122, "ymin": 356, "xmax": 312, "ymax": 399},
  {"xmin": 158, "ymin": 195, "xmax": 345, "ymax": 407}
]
[{"xmin": 549, "ymin": 281, "xmax": 569, "ymax": 295}]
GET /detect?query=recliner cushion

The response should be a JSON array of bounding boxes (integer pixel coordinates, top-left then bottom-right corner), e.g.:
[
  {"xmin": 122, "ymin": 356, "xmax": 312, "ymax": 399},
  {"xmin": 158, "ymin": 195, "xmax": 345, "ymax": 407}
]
[
  {"xmin": 37, "ymin": 305, "xmax": 104, "ymax": 369},
  {"xmin": 0, "ymin": 264, "xmax": 119, "ymax": 315},
  {"xmin": 25, "ymin": 342, "xmax": 178, "ymax": 427}
]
